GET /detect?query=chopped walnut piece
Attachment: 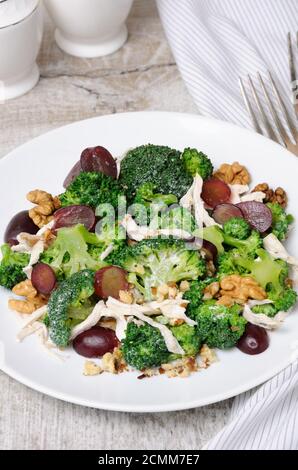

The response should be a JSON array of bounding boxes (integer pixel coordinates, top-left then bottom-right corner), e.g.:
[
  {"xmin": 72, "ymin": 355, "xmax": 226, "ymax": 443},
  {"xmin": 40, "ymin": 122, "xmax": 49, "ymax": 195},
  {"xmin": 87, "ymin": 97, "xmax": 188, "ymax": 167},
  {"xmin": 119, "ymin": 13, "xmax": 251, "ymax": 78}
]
[
  {"xmin": 216, "ymin": 275, "xmax": 267, "ymax": 306},
  {"xmin": 119, "ymin": 290, "xmax": 134, "ymax": 304},
  {"xmin": 156, "ymin": 283, "xmax": 169, "ymax": 301},
  {"xmin": 42, "ymin": 229, "xmax": 56, "ymax": 248},
  {"xmin": 252, "ymin": 183, "xmax": 288, "ymax": 208},
  {"xmin": 154, "ymin": 283, "xmax": 179, "ymax": 301},
  {"xmin": 206, "ymin": 260, "xmax": 216, "ymax": 277},
  {"xmin": 200, "ymin": 344, "xmax": 218, "ymax": 368},
  {"xmin": 27, "ymin": 190, "xmax": 61, "ymax": 228},
  {"xmin": 168, "ymin": 286, "xmax": 178, "ymax": 299},
  {"xmin": 98, "ymin": 317, "xmax": 117, "ymax": 331},
  {"xmin": 203, "ymin": 281, "xmax": 220, "ymax": 300},
  {"xmin": 9, "ymin": 279, "xmax": 47, "ymax": 314},
  {"xmin": 102, "ymin": 348, "xmax": 127, "ymax": 374},
  {"xmin": 160, "ymin": 357, "xmax": 198, "ymax": 378},
  {"xmin": 83, "ymin": 361, "xmax": 102, "ymax": 376},
  {"xmin": 179, "ymin": 280, "xmax": 190, "ymax": 293},
  {"xmin": 214, "ymin": 162, "xmax": 251, "ymax": 185}
]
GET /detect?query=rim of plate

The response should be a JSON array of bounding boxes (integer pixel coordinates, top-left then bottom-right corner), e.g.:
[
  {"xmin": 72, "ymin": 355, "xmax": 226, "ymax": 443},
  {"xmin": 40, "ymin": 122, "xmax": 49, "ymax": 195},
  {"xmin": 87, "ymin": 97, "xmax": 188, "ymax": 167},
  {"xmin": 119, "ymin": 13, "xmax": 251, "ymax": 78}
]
[{"xmin": 0, "ymin": 111, "xmax": 297, "ymax": 413}]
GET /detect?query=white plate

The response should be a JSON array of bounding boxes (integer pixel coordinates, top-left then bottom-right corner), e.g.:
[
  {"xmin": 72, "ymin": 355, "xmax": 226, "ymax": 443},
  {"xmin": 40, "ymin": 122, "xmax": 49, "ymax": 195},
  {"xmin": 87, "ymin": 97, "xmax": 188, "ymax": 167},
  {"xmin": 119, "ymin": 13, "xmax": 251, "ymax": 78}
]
[{"xmin": 1, "ymin": 111, "xmax": 298, "ymax": 412}]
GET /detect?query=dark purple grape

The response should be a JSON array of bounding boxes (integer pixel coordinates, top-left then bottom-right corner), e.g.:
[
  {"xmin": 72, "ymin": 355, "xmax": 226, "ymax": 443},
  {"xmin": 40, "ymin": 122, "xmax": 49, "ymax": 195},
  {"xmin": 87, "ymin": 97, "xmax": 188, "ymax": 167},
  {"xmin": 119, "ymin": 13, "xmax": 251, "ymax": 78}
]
[
  {"xmin": 31, "ymin": 263, "xmax": 57, "ymax": 295},
  {"xmin": 73, "ymin": 326, "xmax": 119, "ymax": 358},
  {"xmin": 236, "ymin": 201, "xmax": 272, "ymax": 233},
  {"xmin": 63, "ymin": 161, "xmax": 82, "ymax": 188},
  {"xmin": 202, "ymin": 240, "xmax": 218, "ymax": 261},
  {"xmin": 53, "ymin": 205, "xmax": 96, "ymax": 233},
  {"xmin": 212, "ymin": 203, "xmax": 244, "ymax": 225},
  {"xmin": 201, "ymin": 179, "xmax": 231, "ymax": 209},
  {"xmin": 80, "ymin": 146, "xmax": 117, "ymax": 179},
  {"xmin": 237, "ymin": 323, "xmax": 269, "ymax": 355},
  {"xmin": 94, "ymin": 266, "xmax": 129, "ymax": 300},
  {"xmin": 4, "ymin": 210, "xmax": 39, "ymax": 243}
]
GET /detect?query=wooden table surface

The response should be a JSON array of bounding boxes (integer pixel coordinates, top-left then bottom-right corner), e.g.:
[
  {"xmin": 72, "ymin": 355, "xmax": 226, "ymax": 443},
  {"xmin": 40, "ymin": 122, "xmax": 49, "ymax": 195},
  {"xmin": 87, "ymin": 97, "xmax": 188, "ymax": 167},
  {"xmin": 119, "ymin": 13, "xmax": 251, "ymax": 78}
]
[{"xmin": 0, "ymin": 0, "xmax": 232, "ymax": 450}]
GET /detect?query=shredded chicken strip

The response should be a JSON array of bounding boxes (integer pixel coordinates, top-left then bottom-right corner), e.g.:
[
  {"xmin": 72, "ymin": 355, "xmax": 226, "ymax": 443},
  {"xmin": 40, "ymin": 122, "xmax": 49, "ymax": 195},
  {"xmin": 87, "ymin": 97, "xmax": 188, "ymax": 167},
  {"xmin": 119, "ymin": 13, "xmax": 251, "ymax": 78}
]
[
  {"xmin": 105, "ymin": 297, "xmax": 185, "ymax": 355},
  {"xmin": 180, "ymin": 174, "xmax": 221, "ymax": 228},
  {"xmin": 120, "ymin": 214, "xmax": 193, "ymax": 241},
  {"xmin": 229, "ymin": 184, "xmax": 249, "ymax": 204},
  {"xmin": 243, "ymin": 303, "xmax": 288, "ymax": 330}
]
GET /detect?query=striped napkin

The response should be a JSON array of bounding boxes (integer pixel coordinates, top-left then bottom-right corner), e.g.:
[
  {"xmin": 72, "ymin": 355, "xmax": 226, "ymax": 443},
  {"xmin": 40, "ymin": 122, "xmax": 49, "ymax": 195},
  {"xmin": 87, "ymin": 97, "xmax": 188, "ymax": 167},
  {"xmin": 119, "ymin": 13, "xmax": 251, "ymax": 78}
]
[
  {"xmin": 157, "ymin": 0, "xmax": 298, "ymax": 129},
  {"xmin": 156, "ymin": 0, "xmax": 298, "ymax": 450}
]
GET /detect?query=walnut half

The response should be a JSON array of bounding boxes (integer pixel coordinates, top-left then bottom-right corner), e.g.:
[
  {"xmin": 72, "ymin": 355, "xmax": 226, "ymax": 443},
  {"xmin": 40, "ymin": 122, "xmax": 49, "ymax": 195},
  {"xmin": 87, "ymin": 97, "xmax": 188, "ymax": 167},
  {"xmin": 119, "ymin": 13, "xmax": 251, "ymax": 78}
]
[
  {"xmin": 217, "ymin": 275, "xmax": 267, "ymax": 307},
  {"xmin": 27, "ymin": 190, "xmax": 61, "ymax": 228},
  {"xmin": 8, "ymin": 279, "xmax": 47, "ymax": 314},
  {"xmin": 252, "ymin": 183, "xmax": 288, "ymax": 208},
  {"xmin": 214, "ymin": 162, "xmax": 251, "ymax": 185},
  {"xmin": 203, "ymin": 275, "xmax": 267, "ymax": 307}
]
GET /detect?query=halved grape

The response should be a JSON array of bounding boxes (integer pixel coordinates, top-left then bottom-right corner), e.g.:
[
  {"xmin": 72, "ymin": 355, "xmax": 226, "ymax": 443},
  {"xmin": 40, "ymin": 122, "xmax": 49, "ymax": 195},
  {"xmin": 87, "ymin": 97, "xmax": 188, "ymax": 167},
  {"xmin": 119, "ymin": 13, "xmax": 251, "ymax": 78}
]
[
  {"xmin": 63, "ymin": 161, "xmax": 82, "ymax": 188},
  {"xmin": 202, "ymin": 240, "xmax": 218, "ymax": 261},
  {"xmin": 31, "ymin": 263, "xmax": 57, "ymax": 295},
  {"xmin": 237, "ymin": 323, "xmax": 269, "ymax": 355},
  {"xmin": 201, "ymin": 178, "xmax": 231, "ymax": 209},
  {"xmin": 236, "ymin": 201, "xmax": 272, "ymax": 233},
  {"xmin": 94, "ymin": 266, "xmax": 129, "ymax": 300},
  {"xmin": 4, "ymin": 210, "xmax": 39, "ymax": 244},
  {"xmin": 80, "ymin": 146, "xmax": 117, "ymax": 179},
  {"xmin": 73, "ymin": 326, "xmax": 119, "ymax": 358},
  {"xmin": 53, "ymin": 205, "xmax": 96, "ymax": 232},
  {"xmin": 212, "ymin": 203, "xmax": 243, "ymax": 225}
]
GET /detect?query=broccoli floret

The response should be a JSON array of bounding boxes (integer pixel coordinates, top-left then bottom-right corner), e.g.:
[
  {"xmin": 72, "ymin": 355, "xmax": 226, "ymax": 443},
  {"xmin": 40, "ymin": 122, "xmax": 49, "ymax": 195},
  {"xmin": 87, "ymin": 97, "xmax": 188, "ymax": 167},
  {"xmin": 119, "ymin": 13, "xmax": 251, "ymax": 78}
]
[
  {"xmin": 47, "ymin": 269, "xmax": 95, "ymax": 347},
  {"xmin": 122, "ymin": 320, "xmax": 201, "ymax": 371},
  {"xmin": 267, "ymin": 202, "xmax": 294, "ymax": 241},
  {"xmin": 133, "ymin": 182, "xmax": 178, "ymax": 225},
  {"xmin": 269, "ymin": 287, "xmax": 297, "ymax": 312},
  {"xmin": 159, "ymin": 206, "xmax": 197, "ymax": 234},
  {"xmin": 223, "ymin": 230, "xmax": 262, "ymax": 255},
  {"xmin": 41, "ymin": 224, "xmax": 106, "ymax": 279},
  {"xmin": 134, "ymin": 182, "xmax": 178, "ymax": 207},
  {"xmin": 95, "ymin": 218, "xmax": 126, "ymax": 252},
  {"xmin": 217, "ymin": 248, "xmax": 296, "ymax": 309},
  {"xmin": 119, "ymin": 145, "xmax": 193, "ymax": 202},
  {"xmin": 234, "ymin": 248, "xmax": 285, "ymax": 293},
  {"xmin": 170, "ymin": 323, "xmax": 201, "ymax": 356},
  {"xmin": 59, "ymin": 172, "xmax": 123, "ymax": 209},
  {"xmin": 108, "ymin": 238, "xmax": 206, "ymax": 301},
  {"xmin": 217, "ymin": 249, "xmax": 250, "ymax": 276},
  {"xmin": 182, "ymin": 148, "xmax": 213, "ymax": 179},
  {"xmin": 194, "ymin": 301, "xmax": 246, "ymax": 349},
  {"xmin": 252, "ymin": 287, "xmax": 297, "ymax": 317},
  {"xmin": 0, "ymin": 244, "xmax": 29, "ymax": 290},
  {"xmin": 183, "ymin": 278, "xmax": 217, "ymax": 319},
  {"xmin": 122, "ymin": 322, "xmax": 170, "ymax": 370},
  {"xmin": 223, "ymin": 217, "xmax": 251, "ymax": 240},
  {"xmin": 195, "ymin": 226, "xmax": 225, "ymax": 254}
]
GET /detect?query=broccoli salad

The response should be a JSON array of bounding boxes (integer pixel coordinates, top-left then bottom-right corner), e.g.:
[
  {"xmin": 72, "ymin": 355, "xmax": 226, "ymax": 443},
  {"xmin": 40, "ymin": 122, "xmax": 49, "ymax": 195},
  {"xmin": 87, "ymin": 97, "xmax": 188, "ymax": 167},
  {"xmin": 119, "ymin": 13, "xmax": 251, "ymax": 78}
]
[{"xmin": 1, "ymin": 144, "xmax": 297, "ymax": 378}]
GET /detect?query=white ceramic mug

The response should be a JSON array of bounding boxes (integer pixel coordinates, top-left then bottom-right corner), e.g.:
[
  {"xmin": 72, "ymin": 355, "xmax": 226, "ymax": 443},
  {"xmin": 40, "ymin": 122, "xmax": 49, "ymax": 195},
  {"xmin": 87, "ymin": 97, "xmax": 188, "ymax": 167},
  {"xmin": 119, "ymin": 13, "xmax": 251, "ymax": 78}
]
[
  {"xmin": 0, "ymin": 0, "xmax": 43, "ymax": 101},
  {"xmin": 44, "ymin": 0, "xmax": 134, "ymax": 58}
]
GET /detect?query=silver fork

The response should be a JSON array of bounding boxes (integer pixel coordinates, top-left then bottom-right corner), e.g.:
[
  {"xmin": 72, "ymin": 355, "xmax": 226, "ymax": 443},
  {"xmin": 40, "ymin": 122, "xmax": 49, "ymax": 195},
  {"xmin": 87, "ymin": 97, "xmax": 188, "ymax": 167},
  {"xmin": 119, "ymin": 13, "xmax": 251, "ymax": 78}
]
[
  {"xmin": 239, "ymin": 72, "xmax": 298, "ymax": 156},
  {"xmin": 288, "ymin": 32, "xmax": 298, "ymax": 119}
]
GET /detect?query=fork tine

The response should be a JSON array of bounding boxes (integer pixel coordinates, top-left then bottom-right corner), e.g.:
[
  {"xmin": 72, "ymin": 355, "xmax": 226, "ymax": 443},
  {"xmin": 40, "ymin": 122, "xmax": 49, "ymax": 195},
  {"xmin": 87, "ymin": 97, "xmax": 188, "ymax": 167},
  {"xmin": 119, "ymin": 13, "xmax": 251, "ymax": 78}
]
[
  {"xmin": 248, "ymin": 74, "xmax": 280, "ymax": 143},
  {"xmin": 239, "ymin": 78, "xmax": 263, "ymax": 134},
  {"xmin": 269, "ymin": 71, "xmax": 298, "ymax": 141},
  {"xmin": 258, "ymin": 73, "xmax": 288, "ymax": 146},
  {"xmin": 288, "ymin": 32, "xmax": 297, "ymax": 86},
  {"xmin": 288, "ymin": 32, "xmax": 298, "ymax": 118}
]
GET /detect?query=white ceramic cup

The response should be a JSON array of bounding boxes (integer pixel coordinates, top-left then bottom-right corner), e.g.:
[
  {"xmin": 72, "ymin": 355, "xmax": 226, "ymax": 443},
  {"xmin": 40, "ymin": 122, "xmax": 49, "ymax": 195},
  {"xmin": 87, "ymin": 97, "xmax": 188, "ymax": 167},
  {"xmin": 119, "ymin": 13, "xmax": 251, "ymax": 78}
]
[
  {"xmin": 44, "ymin": 0, "xmax": 134, "ymax": 58},
  {"xmin": 0, "ymin": 1, "xmax": 43, "ymax": 101}
]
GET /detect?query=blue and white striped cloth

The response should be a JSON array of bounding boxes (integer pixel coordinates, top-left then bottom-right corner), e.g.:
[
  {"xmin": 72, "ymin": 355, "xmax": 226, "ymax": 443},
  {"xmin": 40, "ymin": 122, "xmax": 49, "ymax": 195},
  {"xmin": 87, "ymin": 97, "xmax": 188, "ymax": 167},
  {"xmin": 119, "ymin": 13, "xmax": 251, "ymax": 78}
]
[{"xmin": 157, "ymin": 0, "xmax": 298, "ymax": 450}]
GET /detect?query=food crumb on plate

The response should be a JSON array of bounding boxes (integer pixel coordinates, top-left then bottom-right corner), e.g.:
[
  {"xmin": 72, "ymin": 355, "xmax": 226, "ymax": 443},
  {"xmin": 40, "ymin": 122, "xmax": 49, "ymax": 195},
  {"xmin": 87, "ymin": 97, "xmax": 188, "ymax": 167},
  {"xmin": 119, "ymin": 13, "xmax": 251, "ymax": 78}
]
[{"xmin": 83, "ymin": 361, "xmax": 102, "ymax": 376}]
